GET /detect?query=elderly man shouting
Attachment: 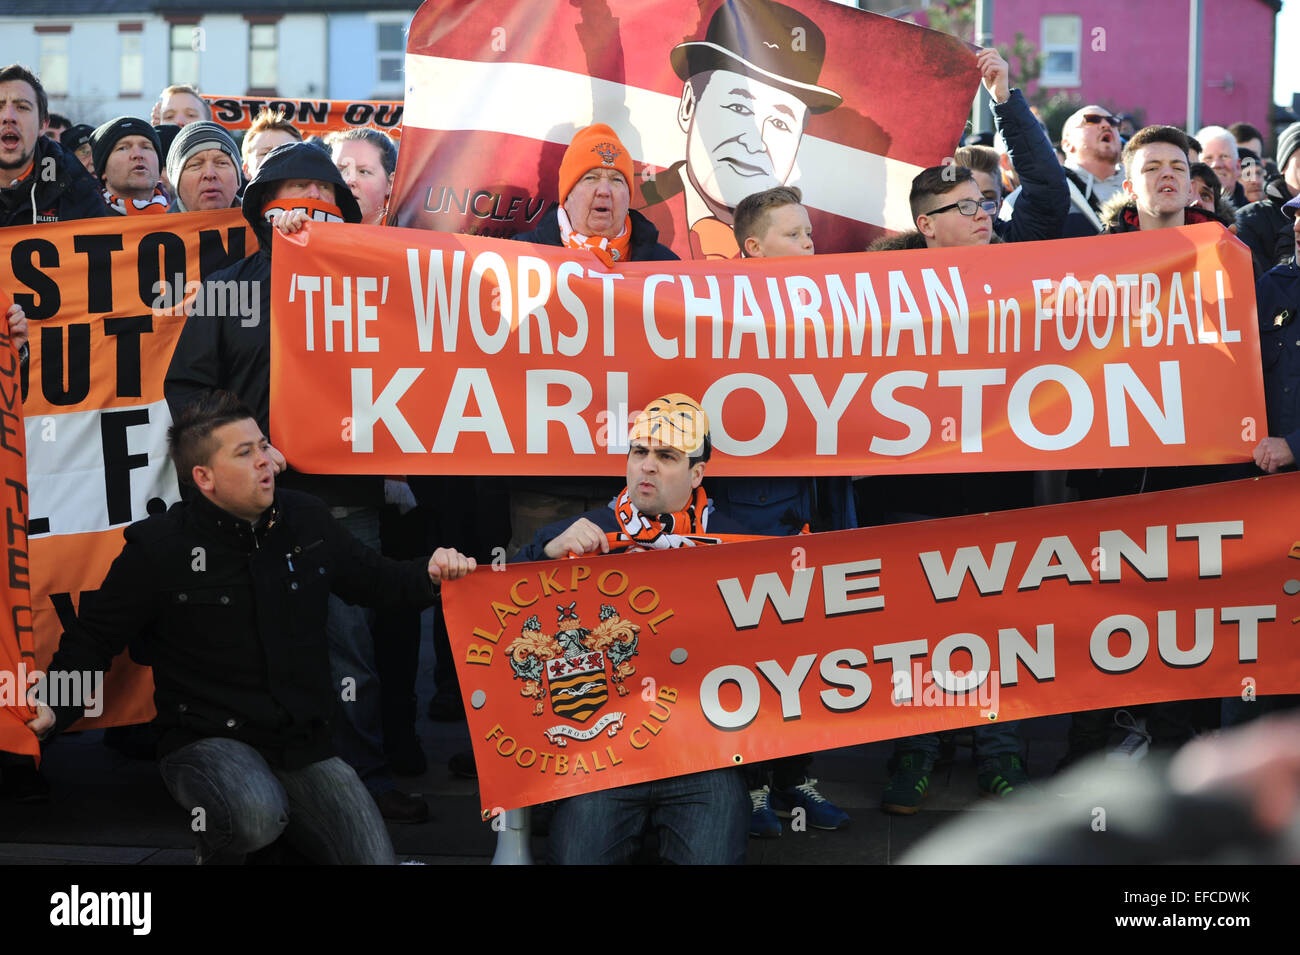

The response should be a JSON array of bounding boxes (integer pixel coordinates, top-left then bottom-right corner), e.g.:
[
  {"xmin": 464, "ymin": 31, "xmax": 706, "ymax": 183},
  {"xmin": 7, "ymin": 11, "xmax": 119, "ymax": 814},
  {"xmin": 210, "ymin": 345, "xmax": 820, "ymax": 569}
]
[{"xmin": 516, "ymin": 123, "xmax": 675, "ymax": 264}]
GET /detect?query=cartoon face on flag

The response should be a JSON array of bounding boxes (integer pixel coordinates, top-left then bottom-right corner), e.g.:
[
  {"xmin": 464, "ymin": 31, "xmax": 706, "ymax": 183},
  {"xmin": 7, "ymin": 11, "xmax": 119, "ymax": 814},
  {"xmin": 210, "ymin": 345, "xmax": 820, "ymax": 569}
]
[
  {"xmin": 641, "ymin": 0, "xmax": 843, "ymax": 259},
  {"xmin": 391, "ymin": 0, "xmax": 979, "ymax": 257}
]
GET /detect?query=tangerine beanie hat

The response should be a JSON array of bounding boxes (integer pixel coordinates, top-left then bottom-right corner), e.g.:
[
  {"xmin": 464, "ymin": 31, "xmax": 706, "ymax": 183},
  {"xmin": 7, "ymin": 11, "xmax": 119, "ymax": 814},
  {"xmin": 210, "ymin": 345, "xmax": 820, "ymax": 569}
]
[{"xmin": 558, "ymin": 123, "xmax": 635, "ymax": 203}]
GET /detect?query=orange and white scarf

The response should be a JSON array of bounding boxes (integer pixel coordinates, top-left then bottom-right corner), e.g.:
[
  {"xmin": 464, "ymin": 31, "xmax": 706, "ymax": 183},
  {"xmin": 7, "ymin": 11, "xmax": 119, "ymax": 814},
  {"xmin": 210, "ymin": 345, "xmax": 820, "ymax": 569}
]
[
  {"xmin": 261, "ymin": 196, "xmax": 345, "ymax": 224},
  {"xmin": 605, "ymin": 485, "xmax": 770, "ymax": 552},
  {"xmin": 558, "ymin": 207, "xmax": 631, "ymax": 267},
  {"xmin": 103, "ymin": 185, "xmax": 170, "ymax": 216}
]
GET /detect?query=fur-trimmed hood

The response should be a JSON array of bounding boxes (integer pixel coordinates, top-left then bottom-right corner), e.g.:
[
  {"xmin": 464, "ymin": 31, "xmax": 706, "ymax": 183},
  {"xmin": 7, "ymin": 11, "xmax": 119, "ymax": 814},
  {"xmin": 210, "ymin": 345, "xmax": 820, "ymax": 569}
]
[
  {"xmin": 865, "ymin": 230, "xmax": 1004, "ymax": 252},
  {"xmin": 1100, "ymin": 194, "xmax": 1224, "ymax": 233},
  {"xmin": 241, "ymin": 142, "xmax": 362, "ymax": 247}
]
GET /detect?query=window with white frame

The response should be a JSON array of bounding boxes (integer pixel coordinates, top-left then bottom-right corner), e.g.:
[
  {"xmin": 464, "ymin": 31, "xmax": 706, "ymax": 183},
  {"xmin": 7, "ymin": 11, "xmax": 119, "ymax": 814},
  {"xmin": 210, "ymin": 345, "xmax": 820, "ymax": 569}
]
[
  {"xmin": 376, "ymin": 21, "xmax": 405, "ymax": 90},
  {"xmin": 170, "ymin": 24, "xmax": 200, "ymax": 86},
  {"xmin": 249, "ymin": 22, "xmax": 278, "ymax": 91},
  {"xmin": 1040, "ymin": 15, "xmax": 1081, "ymax": 87},
  {"xmin": 120, "ymin": 32, "xmax": 143, "ymax": 95},
  {"xmin": 39, "ymin": 34, "xmax": 69, "ymax": 96}
]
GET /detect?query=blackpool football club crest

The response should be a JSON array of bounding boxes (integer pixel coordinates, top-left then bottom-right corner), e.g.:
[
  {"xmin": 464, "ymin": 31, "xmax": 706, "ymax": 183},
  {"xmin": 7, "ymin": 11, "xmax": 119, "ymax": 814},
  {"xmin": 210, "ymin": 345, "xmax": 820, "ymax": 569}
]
[
  {"xmin": 505, "ymin": 602, "xmax": 641, "ymax": 747},
  {"xmin": 593, "ymin": 141, "xmax": 622, "ymax": 166}
]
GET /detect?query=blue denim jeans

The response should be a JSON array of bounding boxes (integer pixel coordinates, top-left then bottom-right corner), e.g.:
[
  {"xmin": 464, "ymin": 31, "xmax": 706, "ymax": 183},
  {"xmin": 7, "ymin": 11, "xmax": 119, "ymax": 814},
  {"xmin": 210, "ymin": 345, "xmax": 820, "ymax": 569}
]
[
  {"xmin": 897, "ymin": 720, "xmax": 1024, "ymax": 769},
  {"xmin": 325, "ymin": 506, "xmax": 394, "ymax": 794},
  {"xmin": 548, "ymin": 769, "xmax": 748, "ymax": 865},
  {"xmin": 159, "ymin": 737, "xmax": 395, "ymax": 864}
]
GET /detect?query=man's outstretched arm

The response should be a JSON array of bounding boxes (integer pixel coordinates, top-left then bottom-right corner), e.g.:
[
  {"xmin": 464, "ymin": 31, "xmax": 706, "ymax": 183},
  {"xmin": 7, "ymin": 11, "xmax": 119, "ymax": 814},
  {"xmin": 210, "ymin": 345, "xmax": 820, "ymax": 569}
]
[
  {"xmin": 323, "ymin": 505, "xmax": 476, "ymax": 609},
  {"xmin": 984, "ymin": 49, "xmax": 1068, "ymax": 244},
  {"xmin": 28, "ymin": 537, "xmax": 159, "ymax": 740}
]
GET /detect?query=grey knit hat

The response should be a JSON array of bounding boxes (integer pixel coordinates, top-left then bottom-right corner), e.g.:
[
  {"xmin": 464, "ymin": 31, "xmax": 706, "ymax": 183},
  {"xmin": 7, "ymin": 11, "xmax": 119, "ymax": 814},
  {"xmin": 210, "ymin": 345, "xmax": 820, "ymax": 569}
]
[
  {"xmin": 1276, "ymin": 122, "xmax": 1300, "ymax": 175},
  {"xmin": 166, "ymin": 121, "xmax": 243, "ymax": 210}
]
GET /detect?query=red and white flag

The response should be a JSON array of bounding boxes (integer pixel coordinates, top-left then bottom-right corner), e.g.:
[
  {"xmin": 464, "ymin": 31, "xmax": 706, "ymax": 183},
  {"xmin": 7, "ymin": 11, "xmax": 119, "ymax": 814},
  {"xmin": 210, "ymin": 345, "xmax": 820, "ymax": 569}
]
[{"xmin": 390, "ymin": 0, "xmax": 979, "ymax": 257}]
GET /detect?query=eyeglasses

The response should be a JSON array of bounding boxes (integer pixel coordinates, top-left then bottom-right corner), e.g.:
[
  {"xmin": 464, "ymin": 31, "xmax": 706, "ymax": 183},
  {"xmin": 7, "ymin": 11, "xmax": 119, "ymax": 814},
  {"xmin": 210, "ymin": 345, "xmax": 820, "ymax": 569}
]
[
  {"xmin": 1081, "ymin": 113, "xmax": 1118, "ymax": 128},
  {"xmin": 924, "ymin": 197, "xmax": 999, "ymax": 218}
]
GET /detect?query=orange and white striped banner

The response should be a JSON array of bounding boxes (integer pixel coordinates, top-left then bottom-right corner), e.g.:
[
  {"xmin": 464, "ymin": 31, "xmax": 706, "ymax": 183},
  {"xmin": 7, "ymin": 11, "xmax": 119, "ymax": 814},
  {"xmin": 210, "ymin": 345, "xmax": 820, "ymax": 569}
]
[{"xmin": 2, "ymin": 210, "xmax": 251, "ymax": 729}]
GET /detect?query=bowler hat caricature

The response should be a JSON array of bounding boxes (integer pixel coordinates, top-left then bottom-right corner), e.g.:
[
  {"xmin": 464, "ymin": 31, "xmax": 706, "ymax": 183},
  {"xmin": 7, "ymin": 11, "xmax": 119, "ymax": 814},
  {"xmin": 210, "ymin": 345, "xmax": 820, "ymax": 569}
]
[{"xmin": 671, "ymin": 0, "xmax": 842, "ymax": 113}]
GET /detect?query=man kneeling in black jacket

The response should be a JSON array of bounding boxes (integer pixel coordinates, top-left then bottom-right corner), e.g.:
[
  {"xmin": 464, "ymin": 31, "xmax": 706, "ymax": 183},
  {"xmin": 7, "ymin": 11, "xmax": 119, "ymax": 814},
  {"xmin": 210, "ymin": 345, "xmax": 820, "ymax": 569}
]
[{"xmin": 25, "ymin": 391, "xmax": 475, "ymax": 864}]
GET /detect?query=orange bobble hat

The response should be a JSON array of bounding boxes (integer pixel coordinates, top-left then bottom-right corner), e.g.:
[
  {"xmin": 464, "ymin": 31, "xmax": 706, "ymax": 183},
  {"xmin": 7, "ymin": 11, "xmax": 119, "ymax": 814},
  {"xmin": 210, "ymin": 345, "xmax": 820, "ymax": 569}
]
[{"xmin": 558, "ymin": 124, "xmax": 636, "ymax": 204}]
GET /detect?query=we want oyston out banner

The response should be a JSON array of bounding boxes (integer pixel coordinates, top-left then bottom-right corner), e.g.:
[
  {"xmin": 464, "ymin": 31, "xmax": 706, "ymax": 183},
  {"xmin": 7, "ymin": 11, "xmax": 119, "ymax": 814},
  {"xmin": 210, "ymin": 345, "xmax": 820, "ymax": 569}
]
[
  {"xmin": 442, "ymin": 475, "xmax": 1300, "ymax": 814},
  {"xmin": 270, "ymin": 221, "xmax": 1262, "ymax": 476}
]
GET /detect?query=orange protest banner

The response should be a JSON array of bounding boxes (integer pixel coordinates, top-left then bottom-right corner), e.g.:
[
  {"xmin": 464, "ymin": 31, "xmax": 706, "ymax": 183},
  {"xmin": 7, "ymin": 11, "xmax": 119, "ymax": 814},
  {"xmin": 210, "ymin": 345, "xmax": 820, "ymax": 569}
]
[
  {"xmin": 1, "ymin": 210, "xmax": 251, "ymax": 731},
  {"xmin": 443, "ymin": 473, "xmax": 1300, "ymax": 815},
  {"xmin": 270, "ymin": 220, "xmax": 1263, "ymax": 477},
  {"xmin": 204, "ymin": 95, "xmax": 402, "ymax": 139},
  {"xmin": 0, "ymin": 299, "xmax": 35, "ymax": 760}
]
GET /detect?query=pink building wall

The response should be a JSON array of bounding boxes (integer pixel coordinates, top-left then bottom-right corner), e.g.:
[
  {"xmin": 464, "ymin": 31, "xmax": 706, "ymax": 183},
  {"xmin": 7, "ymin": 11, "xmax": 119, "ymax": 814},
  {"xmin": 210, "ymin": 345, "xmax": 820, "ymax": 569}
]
[{"xmin": 992, "ymin": 0, "xmax": 1277, "ymax": 137}]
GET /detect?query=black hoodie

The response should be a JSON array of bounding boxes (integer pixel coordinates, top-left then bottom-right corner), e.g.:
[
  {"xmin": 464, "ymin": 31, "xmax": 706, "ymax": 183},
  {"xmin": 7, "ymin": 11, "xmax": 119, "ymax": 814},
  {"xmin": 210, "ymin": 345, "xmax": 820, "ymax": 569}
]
[
  {"xmin": 1236, "ymin": 175, "xmax": 1296, "ymax": 278},
  {"xmin": 164, "ymin": 143, "xmax": 375, "ymax": 505},
  {"xmin": 237, "ymin": 140, "xmax": 361, "ymax": 250}
]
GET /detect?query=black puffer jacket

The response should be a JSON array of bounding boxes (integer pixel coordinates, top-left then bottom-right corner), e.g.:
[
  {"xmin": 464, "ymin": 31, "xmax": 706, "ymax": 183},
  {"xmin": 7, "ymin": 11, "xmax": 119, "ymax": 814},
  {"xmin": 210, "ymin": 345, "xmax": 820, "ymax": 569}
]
[
  {"xmin": 1236, "ymin": 176, "xmax": 1296, "ymax": 278},
  {"xmin": 46, "ymin": 490, "xmax": 438, "ymax": 768},
  {"xmin": 1256, "ymin": 257, "xmax": 1300, "ymax": 461},
  {"xmin": 0, "ymin": 135, "xmax": 109, "ymax": 227},
  {"xmin": 164, "ymin": 143, "xmax": 374, "ymax": 505},
  {"xmin": 989, "ymin": 89, "xmax": 1068, "ymax": 244}
]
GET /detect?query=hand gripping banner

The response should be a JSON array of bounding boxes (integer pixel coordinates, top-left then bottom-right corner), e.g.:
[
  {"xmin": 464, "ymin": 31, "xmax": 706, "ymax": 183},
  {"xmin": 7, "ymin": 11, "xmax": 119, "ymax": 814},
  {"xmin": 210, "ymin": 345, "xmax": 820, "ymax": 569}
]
[
  {"xmin": 269, "ymin": 220, "xmax": 1263, "ymax": 476},
  {"xmin": 390, "ymin": 0, "xmax": 978, "ymax": 254},
  {"xmin": 442, "ymin": 474, "xmax": 1300, "ymax": 814}
]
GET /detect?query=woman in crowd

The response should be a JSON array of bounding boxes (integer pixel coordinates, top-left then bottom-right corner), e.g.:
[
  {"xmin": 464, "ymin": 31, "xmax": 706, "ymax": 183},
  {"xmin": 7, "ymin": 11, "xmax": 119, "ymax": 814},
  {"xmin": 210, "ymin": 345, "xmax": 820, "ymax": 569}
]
[{"xmin": 328, "ymin": 127, "xmax": 397, "ymax": 226}]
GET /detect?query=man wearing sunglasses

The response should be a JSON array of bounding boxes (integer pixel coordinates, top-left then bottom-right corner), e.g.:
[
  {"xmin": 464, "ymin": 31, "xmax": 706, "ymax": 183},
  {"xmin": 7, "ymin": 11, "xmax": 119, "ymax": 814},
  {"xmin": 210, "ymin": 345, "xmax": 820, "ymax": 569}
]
[
  {"xmin": 1046, "ymin": 105, "xmax": 1125, "ymax": 236},
  {"xmin": 1061, "ymin": 107, "xmax": 1124, "ymax": 200}
]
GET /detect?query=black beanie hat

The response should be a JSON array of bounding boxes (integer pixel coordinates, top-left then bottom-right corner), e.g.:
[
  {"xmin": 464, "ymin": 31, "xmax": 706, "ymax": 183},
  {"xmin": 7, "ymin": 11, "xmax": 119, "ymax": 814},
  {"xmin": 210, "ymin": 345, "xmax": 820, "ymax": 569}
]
[
  {"xmin": 60, "ymin": 123, "xmax": 94, "ymax": 153},
  {"xmin": 91, "ymin": 116, "xmax": 162, "ymax": 179},
  {"xmin": 153, "ymin": 124, "xmax": 182, "ymax": 167}
]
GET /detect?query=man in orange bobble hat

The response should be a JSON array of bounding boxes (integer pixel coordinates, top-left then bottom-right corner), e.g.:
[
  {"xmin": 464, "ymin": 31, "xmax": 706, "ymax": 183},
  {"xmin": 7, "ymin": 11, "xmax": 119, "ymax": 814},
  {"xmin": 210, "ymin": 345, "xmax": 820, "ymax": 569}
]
[
  {"xmin": 514, "ymin": 122, "xmax": 677, "ymax": 266},
  {"xmin": 504, "ymin": 125, "xmax": 679, "ymax": 562}
]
